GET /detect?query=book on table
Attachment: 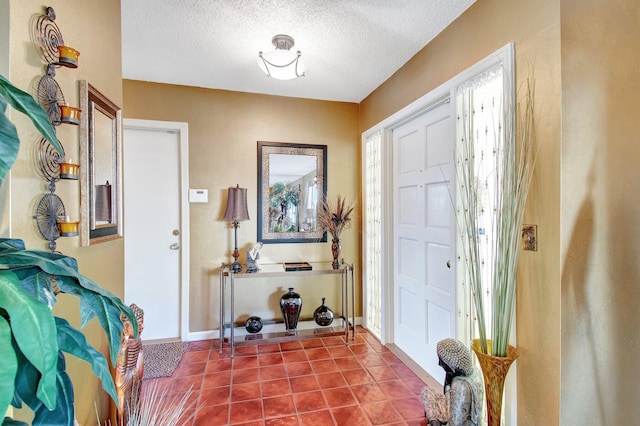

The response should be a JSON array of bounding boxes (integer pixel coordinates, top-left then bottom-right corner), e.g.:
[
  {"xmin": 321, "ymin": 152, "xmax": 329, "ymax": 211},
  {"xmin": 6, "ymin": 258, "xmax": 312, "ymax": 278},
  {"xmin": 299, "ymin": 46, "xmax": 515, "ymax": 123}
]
[{"xmin": 283, "ymin": 262, "xmax": 313, "ymax": 271}]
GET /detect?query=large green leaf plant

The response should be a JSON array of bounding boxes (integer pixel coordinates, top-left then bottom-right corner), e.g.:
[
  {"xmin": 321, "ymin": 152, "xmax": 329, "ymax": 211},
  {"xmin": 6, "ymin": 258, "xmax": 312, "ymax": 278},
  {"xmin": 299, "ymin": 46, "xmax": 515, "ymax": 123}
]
[{"xmin": 0, "ymin": 73, "xmax": 136, "ymax": 425}]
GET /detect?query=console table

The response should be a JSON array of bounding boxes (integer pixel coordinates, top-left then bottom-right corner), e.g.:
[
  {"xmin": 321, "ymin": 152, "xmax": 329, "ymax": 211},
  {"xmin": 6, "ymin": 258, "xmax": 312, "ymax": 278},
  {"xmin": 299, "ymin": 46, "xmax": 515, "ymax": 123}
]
[{"xmin": 219, "ymin": 262, "xmax": 355, "ymax": 357}]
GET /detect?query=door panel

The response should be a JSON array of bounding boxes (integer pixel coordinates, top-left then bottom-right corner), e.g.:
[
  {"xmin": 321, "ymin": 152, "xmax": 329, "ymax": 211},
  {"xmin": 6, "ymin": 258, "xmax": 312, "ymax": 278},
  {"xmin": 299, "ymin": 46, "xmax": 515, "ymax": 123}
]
[
  {"xmin": 124, "ymin": 127, "xmax": 181, "ymax": 341},
  {"xmin": 393, "ymin": 100, "xmax": 455, "ymax": 379}
]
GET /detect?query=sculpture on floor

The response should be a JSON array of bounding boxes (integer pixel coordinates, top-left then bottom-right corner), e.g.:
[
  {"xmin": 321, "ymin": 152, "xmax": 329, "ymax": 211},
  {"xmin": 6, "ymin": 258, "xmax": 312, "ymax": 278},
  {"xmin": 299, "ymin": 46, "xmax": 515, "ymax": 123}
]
[
  {"xmin": 115, "ymin": 303, "xmax": 145, "ymax": 426},
  {"xmin": 421, "ymin": 338, "xmax": 484, "ymax": 426}
]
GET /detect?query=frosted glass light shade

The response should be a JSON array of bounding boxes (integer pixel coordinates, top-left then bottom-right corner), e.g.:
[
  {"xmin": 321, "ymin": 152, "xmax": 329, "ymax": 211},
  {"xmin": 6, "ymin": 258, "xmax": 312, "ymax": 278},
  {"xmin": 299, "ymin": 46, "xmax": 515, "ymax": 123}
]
[{"xmin": 257, "ymin": 34, "xmax": 306, "ymax": 80}]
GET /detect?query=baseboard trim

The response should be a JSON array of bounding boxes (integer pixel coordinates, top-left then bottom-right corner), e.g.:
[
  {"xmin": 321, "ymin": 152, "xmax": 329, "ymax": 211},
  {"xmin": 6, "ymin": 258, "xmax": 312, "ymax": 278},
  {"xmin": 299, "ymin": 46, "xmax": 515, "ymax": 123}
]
[{"xmin": 386, "ymin": 343, "xmax": 441, "ymax": 390}]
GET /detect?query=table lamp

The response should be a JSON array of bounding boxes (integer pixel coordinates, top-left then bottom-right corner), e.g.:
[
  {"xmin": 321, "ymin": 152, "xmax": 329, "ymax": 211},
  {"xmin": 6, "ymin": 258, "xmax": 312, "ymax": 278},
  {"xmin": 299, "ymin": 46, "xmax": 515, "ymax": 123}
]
[{"xmin": 223, "ymin": 184, "xmax": 250, "ymax": 273}]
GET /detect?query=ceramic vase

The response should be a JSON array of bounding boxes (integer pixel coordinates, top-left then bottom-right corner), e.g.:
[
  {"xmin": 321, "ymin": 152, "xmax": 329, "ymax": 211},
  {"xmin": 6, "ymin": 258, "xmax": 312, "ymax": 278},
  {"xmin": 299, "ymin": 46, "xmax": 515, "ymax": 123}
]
[
  {"xmin": 471, "ymin": 339, "xmax": 519, "ymax": 426},
  {"xmin": 244, "ymin": 316, "xmax": 263, "ymax": 333},
  {"xmin": 279, "ymin": 288, "xmax": 302, "ymax": 332},
  {"xmin": 313, "ymin": 297, "xmax": 334, "ymax": 326},
  {"xmin": 331, "ymin": 238, "xmax": 341, "ymax": 269}
]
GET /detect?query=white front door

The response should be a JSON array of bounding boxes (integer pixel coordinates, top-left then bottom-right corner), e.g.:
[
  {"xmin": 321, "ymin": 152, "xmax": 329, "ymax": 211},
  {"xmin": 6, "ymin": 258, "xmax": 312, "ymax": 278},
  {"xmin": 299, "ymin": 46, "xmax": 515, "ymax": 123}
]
[
  {"xmin": 392, "ymin": 99, "xmax": 456, "ymax": 379},
  {"xmin": 123, "ymin": 121, "xmax": 188, "ymax": 341}
]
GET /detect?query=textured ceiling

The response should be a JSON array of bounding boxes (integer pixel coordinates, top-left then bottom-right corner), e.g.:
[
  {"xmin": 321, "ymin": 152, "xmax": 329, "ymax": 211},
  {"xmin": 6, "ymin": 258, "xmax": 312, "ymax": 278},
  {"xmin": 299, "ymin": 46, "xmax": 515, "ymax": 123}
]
[{"xmin": 121, "ymin": 0, "xmax": 475, "ymax": 103}]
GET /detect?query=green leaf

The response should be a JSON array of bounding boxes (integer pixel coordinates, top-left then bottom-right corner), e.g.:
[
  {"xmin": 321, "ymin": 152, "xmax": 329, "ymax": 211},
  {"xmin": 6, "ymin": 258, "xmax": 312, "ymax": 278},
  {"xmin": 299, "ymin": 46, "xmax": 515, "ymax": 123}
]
[
  {"xmin": 55, "ymin": 317, "xmax": 118, "ymax": 403},
  {"xmin": 0, "ymin": 271, "xmax": 58, "ymax": 410},
  {"xmin": 79, "ymin": 292, "xmax": 124, "ymax": 366},
  {"xmin": 0, "ymin": 316, "xmax": 17, "ymax": 418},
  {"xmin": 14, "ymin": 352, "xmax": 74, "ymax": 426},
  {"xmin": 0, "ymin": 74, "xmax": 62, "ymax": 147},
  {"xmin": 2, "ymin": 417, "xmax": 30, "ymax": 426},
  {"xmin": 0, "ymin": 98, "xmax": 20, "ymax": 186}
]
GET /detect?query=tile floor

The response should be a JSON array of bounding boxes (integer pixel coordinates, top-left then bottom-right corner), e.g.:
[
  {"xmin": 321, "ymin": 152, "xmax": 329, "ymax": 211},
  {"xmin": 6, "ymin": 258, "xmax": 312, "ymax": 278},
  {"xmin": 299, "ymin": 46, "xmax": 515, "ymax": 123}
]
[{"xmin": 142, "ymin": 327, "xmax": 431, "ymax": 425}]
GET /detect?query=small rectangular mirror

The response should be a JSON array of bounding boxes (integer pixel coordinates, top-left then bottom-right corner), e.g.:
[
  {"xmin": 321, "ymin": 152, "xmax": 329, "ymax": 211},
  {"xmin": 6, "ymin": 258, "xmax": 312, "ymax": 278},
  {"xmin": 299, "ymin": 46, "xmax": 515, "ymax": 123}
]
[
  {"xmin": 79, "ymin": 81, "xmax": 123, "ymax": 245},
  {"xmin": 258, "ymin": 141, "xmax": 327, "ymax": 243}
]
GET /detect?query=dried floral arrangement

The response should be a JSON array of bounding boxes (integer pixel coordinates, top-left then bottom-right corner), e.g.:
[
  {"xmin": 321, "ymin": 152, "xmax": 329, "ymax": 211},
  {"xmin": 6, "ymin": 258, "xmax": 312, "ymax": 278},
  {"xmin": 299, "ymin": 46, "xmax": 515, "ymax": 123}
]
[{"xmin": 317, "ymin": 195, "xmax": 354, "ymax": 241}]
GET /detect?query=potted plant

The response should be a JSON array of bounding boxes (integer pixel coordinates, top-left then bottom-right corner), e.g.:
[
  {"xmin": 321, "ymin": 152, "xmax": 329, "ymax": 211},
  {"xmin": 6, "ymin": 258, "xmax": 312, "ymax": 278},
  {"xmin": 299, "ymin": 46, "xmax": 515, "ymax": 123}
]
[
  {"xmin": 0, "ymin": 73, "xmax": 135, "ymax": 426},
  {"xmin": 455, "ymin": 78, "xmax": 536, "ymax": 426}
]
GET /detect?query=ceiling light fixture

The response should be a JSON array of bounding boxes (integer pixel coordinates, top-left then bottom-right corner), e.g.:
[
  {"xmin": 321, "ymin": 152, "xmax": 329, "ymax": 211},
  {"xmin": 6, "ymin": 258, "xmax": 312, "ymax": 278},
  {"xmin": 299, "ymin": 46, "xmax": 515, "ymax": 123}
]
[{"xmin": 257, "ymin": 34, "xmax": 305, "ymax": 80}]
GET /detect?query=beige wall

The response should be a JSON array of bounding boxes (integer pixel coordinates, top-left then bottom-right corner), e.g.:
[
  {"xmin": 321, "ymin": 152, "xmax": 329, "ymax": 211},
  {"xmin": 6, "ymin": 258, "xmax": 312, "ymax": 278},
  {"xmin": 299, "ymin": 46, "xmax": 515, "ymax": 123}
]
[
  {"xmin": 122, "ymin": 81, "xmax": 361, "ymax": 332},
  {"xmin": 560, "ymin": 0, "xmax": 640, "ymax": 424},
  {"xmin": 8, "ymin": 0, "xmax": 123, "ymax": 423},
  {"xmin": 361, "ymin": 0, "xmax": 562, "ymax": 424}
]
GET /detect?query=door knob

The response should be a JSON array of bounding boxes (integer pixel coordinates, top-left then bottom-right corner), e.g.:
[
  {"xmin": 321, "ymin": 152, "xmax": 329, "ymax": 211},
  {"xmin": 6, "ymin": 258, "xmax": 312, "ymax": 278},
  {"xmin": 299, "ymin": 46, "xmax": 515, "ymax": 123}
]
[{"xmin": 169, "ymin": 243, "xmax": 180, "ymax": 250}]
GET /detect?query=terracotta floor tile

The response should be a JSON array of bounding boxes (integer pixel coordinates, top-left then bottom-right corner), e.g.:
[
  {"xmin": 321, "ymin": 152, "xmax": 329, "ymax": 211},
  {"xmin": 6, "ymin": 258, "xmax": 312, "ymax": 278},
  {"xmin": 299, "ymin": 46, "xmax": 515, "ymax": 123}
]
[
  {"xmin": 298, "ymin": 409, "xmax": 336, "ymax": 425},
  {"xmin": 174, "ymin": 361, "xmax": 207, "ymax": 376},
  {"xmin": 235, "ymin": 355, "xmax": 260, "ymax": 370},
  {"xmin": 198, "ymin": 385, "xmax": 230, "ymax": 406},
  {"xmin": 257, "ymin": 343, "xmax": 281, "ymax": 353},
  {"xmin": 331, "ymin": 406, "xmax": 372, "ymax": 426},
  {"xmin": 361, "ymin": 400, "xmax": 403, "ymax": 425},
  {"xmin": 322, "ymin": 336, "xmax": 346, "ymax": 347},
  {"xmin": 310, "ymin": 359, "xmax": 339, "ymax": 374},
  {"xmin": 263, "ymin": 394, "xmax": 297, "ymax": 418},
  {"xmin": 378, "ymin": 379, "xmax": 412, "ymax": 399},
  {"xmin": 189, "ymin": 340, "xmax": 213, "ymax": 351},
  {"xmin": 282, "ymin": 350, "xmax": 308, "ymax": 363},
  {"xmin": 182, "ymin": 350, "xmax": 211, "ymax": 364},
  {"xmin": 290, "ymin": 375, "xmax": 320, "ymax": 393},
  {"xmin": 280, "ymin": 341, "xmax": 303, "ymax": 351},
  {"xmin": 171, "ymin": 374, "xmax": 204, "ymax": 393},
  {"xmin": 390, "ymin": 363, "xmax": 418, "ymax": 379},
  {"xmin": 366, "ymin": 365, "xmax": 399, "ymax": 382},
  {"xmin": 327, "ymin": 345, "xmax": 354, "ymax": 358},
  {"xmin": 265, "ymin": 415, "xmax": 299, "ymax": 426},
  {"xmin": 350, "ymin": 384, "xmax": 387, "ymax": 403},
  {"xmin": 206, "ymin": 358, "xmax": 234, "ymax": 373},
  {"xmin": 323, "ymin": 386, "xmax": 358, "ymax": 408},
  {"xmin": 194, "ymin": 403, "xmax": 228, "ymax": 425},
  {"xmin": 381, "ymin": 352, "xmax": 401, "ymax": 364},
  {"xmin": 261, "ymin": 378, "xmax": 292, "ymax": 398},
  {"xmin": 305, "ymin": 347, "xmax": 331, "ymax": 360},
  {"xmin": 260, "ymin": 365, "xmax": 288, "ymax": 380},
  {"xmin": 233, "ymin": 367, "xmax": 260, "ymax": 384},
  {"xmin": 234, "ymin": 345, "xmax": 258, "ymax": 356},
  {"xmin": 357, "ymin": 354, "xmax": 386, "ymax": 368},
  {"xmin": 342, "ymin": 368, "xmax": 373, "ymax": 386},
  {"xmin": 292, "ymin": 390, "xmax": 328, "ymax": 413},
  {"xmin": 301, "ymin": 339, "xmax": 326, "ymax": 349},
  {"xmin": 334, "ymin": 356, "xmax": 361, "ymax": 371},
  {"xmin": 349, "ymin": 343, "xmax": 375, "ymax": 355},
  {"xmin": 229, "ymin": 399, "xmax": 264, "ymax": 424},
  {"xmin": 390, "ymin": 396, "xmax": 425, "ymax": 421},
  {"xmin": 316, "ymin": 372, "xmax": 347, "ymax": 389},
  {"xmin": 259, "ymin": 353, "xmax": 285, "ymax": 366},
  {"xmin": 233, "ymin": 421, "xmax": 264, "ymax": 426},
  {"xmin": 403, "ymin": 377, "xmax": 429, "ymax": 394},
  {"xmin": 232, "ymin": 381, "xmax": 261, "ymax": 402},
  {"xmin": 284, "ymin": 361, "xmax": 313, "ymax": 377},
  {"xmin": 202, "ymin": 371, "xmax": 232, "ymax": 388}
]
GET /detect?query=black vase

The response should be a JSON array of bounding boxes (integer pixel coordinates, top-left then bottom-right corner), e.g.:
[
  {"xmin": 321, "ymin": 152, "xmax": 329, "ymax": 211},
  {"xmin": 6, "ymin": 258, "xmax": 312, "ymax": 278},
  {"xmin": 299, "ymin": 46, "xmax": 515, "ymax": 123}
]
[
  {"xmin": 313, "ymin": 297, "xmax": 334, "ymax": 326},
  {"xmin": 245, "ymin": 316, "xmax": 263, "ymax": 333},
  {"xmin": 280, "ymin": 288, "xmax": 302, "ymax": 332}
]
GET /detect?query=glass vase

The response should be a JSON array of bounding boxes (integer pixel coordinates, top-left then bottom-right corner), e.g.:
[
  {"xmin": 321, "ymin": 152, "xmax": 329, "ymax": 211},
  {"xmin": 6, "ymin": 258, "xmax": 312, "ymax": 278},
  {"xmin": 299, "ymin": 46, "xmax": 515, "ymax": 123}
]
[{"xmin": 331, "ymin": 238, "xmax": 341, "ymax": 269}]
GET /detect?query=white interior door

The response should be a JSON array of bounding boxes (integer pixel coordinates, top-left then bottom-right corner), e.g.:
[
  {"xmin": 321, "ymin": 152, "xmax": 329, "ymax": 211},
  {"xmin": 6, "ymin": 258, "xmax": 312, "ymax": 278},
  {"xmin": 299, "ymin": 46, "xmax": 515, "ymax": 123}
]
[
  {"xmin": 392, "ymin": 99, "xmax": 456, "ymax": 379},
  {"xmin": 123, "ymin": 122, "xmax": 188, "ymax": 341}
]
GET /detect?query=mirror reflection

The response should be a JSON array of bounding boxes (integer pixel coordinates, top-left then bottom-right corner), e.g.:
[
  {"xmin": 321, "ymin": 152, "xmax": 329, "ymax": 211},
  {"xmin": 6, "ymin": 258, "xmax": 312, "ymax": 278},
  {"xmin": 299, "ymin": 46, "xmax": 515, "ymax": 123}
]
[
  {"xmin": 258, "ymin": 142, "xmax": 327, "ymax": 243},
  {"xmin": 79, "ymin": 80, "xmax": 123, "ymax": 245}
]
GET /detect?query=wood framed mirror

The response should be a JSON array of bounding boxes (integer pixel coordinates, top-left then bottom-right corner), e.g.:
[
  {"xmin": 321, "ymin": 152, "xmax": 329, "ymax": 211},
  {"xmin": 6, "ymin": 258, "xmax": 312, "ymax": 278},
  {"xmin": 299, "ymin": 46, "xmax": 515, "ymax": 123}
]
[
  {"xmin": 79, "ymin": 80, "xmax": 123, "ymax": 246},
  {"xmin": 258, "ymin": 141, "xmax": 327, "ymax": 243}
]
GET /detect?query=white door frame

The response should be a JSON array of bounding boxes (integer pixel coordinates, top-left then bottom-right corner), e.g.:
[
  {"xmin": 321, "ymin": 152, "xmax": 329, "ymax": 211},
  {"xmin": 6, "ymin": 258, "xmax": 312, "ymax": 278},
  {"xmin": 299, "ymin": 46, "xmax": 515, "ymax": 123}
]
[
  {"xmin": 123, "ymin": 118, "xmax": 190, "ymax": 341},
  {"xmin": 362, "ymin": 43, "xmax": 516, "ymax": 424}
]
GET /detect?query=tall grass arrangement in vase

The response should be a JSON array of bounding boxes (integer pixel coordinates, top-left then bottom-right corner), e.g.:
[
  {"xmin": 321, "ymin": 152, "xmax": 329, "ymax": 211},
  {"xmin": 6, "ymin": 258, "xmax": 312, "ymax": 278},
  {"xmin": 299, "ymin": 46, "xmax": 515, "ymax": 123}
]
[
  {"xmin": 317, "ymin": 195, "xmax": 354, "ymax": 269},
  {"xmin": 456, "ymin": 78, "xmax": 537, "ymax": 357}
]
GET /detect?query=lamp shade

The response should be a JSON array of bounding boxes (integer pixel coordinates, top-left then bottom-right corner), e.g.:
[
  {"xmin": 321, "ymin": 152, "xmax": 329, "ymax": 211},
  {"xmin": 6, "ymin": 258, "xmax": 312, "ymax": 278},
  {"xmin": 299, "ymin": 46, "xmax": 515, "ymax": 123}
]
[
  {"xmin": 224, "ymin": 185, "xmax": 250, "ymax": 221},
  {"xmin": 257, "ymin": 34, "xmax": 305, "ymax": 80}
]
